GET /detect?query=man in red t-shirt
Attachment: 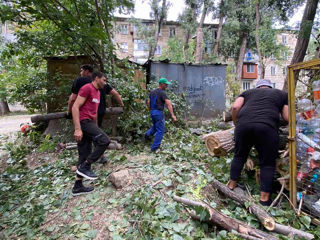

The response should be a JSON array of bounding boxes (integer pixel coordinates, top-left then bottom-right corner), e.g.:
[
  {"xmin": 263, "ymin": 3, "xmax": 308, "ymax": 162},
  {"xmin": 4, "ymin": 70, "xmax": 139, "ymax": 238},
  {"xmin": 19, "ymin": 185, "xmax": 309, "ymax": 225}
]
[{"xmin": 71, "ymin": 71, "xmax": 110, "ymax": 196}]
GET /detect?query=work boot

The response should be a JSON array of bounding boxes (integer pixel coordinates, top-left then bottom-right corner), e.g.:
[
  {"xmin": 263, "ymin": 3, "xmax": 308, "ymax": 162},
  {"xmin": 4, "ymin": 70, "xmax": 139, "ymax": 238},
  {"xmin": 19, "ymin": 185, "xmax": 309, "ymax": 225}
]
[
  {"xmin": 72, "ymin": 185, "xmax": 94, "ymax": 196},
  {"xmin": 98, "ymin": 155, "xmax": 108, "ymax": 164},
  {"xmin": 142, "ymin": 134, "xmax": 151, "ymax": 143},
  {"xmin": 76, "ymin": 161, "xmax": 97, "ymax": 180}
]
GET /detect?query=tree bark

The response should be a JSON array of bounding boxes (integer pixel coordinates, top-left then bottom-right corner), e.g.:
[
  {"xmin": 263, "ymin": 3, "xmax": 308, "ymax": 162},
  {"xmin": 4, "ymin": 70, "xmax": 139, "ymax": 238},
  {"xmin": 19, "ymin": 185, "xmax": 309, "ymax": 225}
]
[
  {"xmin": 282, "ymin": 0, "xmax": 319, "ymax": 90},
  {"xmin": 195, "ymin": 2, "xmax": 208, "ymax": 64},
  {"xmin": 210, "ymin": 178, "xmax": 314, "ymax": 239},
  {"xmin": 255, "ymin": 0, "xmax": 265, "ymax": 79},
  {"xmin": 236, "ymin": 32, "xmax": 248, "ymax": 81},
  {"xmin": 0, "ymin": 99, "xmax": 10, "ymax": 116},
  {"xmin": 149, "ymin": 0, "xmax": 167, "ymax": 59},
  {"xmin": 203, "ymin": 128, "xmax": 235, "ymax": 156},
  {"xmin": 212, "ymin": 0, "xmax": 224, "ymax": 56},
  {"xmin": 31, "ymin": 107, "xmax": 124, "ymax": 123},
  {"xmin": 173, "ymin": 195, "xmax": 278, "ymax": 240}
]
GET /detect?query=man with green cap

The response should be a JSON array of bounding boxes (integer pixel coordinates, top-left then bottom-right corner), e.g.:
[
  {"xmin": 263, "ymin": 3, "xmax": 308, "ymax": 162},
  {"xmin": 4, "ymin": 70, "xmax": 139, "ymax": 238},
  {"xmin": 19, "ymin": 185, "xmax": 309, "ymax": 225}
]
[{"xmin": 145, "ymin": 77, "xmax": 177, "ymax": 152}]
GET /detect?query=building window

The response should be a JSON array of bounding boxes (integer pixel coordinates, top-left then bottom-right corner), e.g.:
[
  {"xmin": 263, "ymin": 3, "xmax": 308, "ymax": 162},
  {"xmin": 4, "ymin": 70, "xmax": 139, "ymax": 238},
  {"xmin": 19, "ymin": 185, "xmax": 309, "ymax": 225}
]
[
  {"xmin": 243, "ymin": 81, "xmax": 251, "ymax": 90},
  {"xmin": 282, "ymin": 35, "xmax": 287, "ymax": 45},
  {"xmin": 155, "ymin": 45, "xmax": 162, "ymax": 55},
  {"xmin": 246, "ymin": 64, "xmax": 254, "ymax": 73},
  {"xmin": 271, "ymin": 66, "xmax": 276, "ymax": 75},
  {"xmin": 119, "ymin": 24, "xmax": 128, "ymax": 34},
  {"xmin": 169, "ymin": 27, "xmax": 175, "ymax": 38},
  {"xmin": 283, "ymin": 51, "xmax": 288, "ymax": 60},
  {"xmin": 283, "ymin": 67, "xmax": 287, "ymax": 75},
  {"xmin": 134, "ymin": 39, "xmax": 148, "ymax": 51},
  {"xmin": 120, "ymin": 42, "xmax": 128, "ymax": 53}
]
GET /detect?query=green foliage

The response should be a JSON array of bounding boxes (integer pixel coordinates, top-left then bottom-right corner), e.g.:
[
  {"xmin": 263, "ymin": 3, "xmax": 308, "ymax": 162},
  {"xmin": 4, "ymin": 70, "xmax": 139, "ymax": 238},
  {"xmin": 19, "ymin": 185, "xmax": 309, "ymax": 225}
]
[
  {"xmin": 225, "ymin": 64, "xmax": 241, "ymax": 107},
  {"xmin": 158, "ymin": 37, "xmax": 196, "ymax": 63}
]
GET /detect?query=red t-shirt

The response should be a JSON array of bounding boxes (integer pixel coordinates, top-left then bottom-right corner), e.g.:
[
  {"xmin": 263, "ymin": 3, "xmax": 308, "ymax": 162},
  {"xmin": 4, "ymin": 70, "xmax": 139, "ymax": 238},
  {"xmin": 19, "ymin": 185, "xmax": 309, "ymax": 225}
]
[{"xmin": 78, "ymin": 83, "xmax": 100, "ymax": 121}]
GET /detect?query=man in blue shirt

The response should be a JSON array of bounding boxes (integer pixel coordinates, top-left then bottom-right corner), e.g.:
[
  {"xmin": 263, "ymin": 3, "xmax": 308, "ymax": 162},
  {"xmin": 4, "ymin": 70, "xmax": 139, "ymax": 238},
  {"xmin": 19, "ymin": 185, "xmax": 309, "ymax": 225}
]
[{"xmin": 145, "ymin": 78, "xmax": 177, "ymax": 152}]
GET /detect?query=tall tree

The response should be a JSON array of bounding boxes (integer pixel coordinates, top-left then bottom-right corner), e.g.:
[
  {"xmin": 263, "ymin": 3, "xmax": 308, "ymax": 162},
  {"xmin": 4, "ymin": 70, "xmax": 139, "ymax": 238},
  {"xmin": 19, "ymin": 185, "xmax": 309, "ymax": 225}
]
[
  {"xmin": 0, "ymin": 0, "xmax": 134, "ymax": 71},
  {"xmin": 212, "ymin": 0, "xmax": 225, "ymax": 56},
  {"xmin": 148, "ymin": 0, "xmax": 169, "ymax": 59},
  {"xmin": 195, "ymin": 0, "xmax": 214, "ymax": 64},
  {"xmin": 283, "ymin": 0, "xmax": 319, "ymax": 90},
  {"xmin": 178, "ymin": 0, "xmax": 199, "ymax": 60}
]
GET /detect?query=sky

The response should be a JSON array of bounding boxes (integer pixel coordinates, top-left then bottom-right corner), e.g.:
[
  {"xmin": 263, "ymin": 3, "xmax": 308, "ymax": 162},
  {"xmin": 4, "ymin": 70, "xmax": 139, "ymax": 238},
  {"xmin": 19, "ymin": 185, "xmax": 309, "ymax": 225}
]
[{"xmin": 116, "ymin": 0, "xmax": 305, "ymax": 28}]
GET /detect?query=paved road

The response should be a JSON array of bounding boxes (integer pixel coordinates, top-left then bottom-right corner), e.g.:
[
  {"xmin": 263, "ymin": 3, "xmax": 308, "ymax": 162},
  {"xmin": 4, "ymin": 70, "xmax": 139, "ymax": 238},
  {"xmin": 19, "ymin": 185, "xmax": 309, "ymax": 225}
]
[{"xmin": 0, "ymin": 114, "xmax": 35, "ymax": 135}]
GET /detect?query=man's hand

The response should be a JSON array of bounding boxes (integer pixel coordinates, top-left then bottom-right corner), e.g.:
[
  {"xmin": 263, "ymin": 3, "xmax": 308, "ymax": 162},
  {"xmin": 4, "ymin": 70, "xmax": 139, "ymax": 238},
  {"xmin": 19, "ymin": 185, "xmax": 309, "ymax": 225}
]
[
  {"xmin": 172, "ymin": 115, "xmax": 177, "ymax": 122},
  {"xmin": 74, "ymin": 129, "xmax": 83, "ymax": 142},
  {"xmin": 66, "ymin": 112, "xmax": 73, "ymax": 119}
]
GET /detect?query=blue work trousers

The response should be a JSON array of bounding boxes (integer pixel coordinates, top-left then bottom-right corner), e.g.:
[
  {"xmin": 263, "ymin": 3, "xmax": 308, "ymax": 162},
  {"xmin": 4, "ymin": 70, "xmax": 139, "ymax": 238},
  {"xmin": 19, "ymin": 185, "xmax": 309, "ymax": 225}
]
[{"xmin": 145, "ymin": 111, "xmax": 165, "ymax": 151}]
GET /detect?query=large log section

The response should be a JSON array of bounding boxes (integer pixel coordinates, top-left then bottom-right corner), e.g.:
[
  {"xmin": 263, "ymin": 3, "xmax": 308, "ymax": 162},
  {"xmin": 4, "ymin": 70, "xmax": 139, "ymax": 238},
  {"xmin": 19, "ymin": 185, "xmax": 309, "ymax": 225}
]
[
  {"xmin": 203, "ymin": 128, "xmax": 235, "ymax": 156},
  {"xmin": 211, "ymin": 178, "xmax": 314, "ymax": 239},
  {"xmin": 31, "ymin": 107, "xmax": 124, "ymax": 123}
]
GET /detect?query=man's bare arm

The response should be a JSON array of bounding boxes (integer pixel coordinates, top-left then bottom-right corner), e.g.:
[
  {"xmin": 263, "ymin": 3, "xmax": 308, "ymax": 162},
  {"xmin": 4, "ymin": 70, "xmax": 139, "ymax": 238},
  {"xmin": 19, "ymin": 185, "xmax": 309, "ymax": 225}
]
[
  {"xmin": 110, "ymin": 89, "xmax": 124, "ymax": 106},
  {"xmin": 146, "ymin": 98, "xmax": 150, "ymax": 110},
  {"xmin": 68, "ymin": 93, "xmax": 77, "ymax": 114},
  {"xmin": 281, "ymin": 105, "xmax": 289, "ymax": 122},
  {"xmin": 165, "ymin": 99, "xmax": 177, "ymax": 121},
  {"xmin": 231, "ymin": 97, "xmax": 244, "ymax": 125},
  {"xmin": 72, "ymin": 95, "xmax": 87, "ymax": 142}
]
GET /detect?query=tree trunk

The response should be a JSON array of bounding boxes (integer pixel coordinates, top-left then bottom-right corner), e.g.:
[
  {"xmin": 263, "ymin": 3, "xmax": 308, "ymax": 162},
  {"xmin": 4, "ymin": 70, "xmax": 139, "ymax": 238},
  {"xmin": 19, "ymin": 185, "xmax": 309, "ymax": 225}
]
[
  {"xmin": 173, "ymin": 195, "xmax": 278, "ymax": 240},
  {"xmin": 282, "ymin": 0, "xmax": 319, "ymax": 90},
  {"xmin": 195, "ymin": 3, "xmax": 208, "ymax": 64},
  {"xmin": 149, "ymin": 0, "xmax": 166, "ymax": 59},
  {"xmin": 203, "ymin": 128, "xmax": 235, "ymax": 156},
  {"xmin": 31, "ymin": 107, "xmax": 124, "ymax": 123},
  {"xmin": 210, "ymin": 178, "xmax": 314, "ymax": 239},
  {"xmin": 212, "ymin": 0, "xmax": 224, "ymax": 56},
  {"xmin": 255, "ymin": 0, "xmax": 264, "ymax": 79},
  {"xmin": 236, "ymin": 32, "xmax": 248, "ymax": 81},
  {"xmin": 0, "ymin": 100, "xmax": 10, "ymax": 116}
]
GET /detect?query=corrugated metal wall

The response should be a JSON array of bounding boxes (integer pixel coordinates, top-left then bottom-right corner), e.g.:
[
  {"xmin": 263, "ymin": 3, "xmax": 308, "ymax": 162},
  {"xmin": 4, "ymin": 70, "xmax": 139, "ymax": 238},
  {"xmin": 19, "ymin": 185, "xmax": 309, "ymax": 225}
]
[{"xmin": 150, "ymin": 62, "xmax": 226, "ymax": 117}]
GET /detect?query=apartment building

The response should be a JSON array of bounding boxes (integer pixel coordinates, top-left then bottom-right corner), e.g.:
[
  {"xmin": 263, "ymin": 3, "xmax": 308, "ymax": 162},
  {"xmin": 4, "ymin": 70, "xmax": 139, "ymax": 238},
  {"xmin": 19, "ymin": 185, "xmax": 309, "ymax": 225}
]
[
  {"xmin": 113, "ymin": 17, "xmax": 217, "ymax": 64},
  {"xmin": 0, "ymin": 22, "xmax": 15, "ymax": 42},
  {"xmin": 242, "ymin": 30, "xmax": 297, "ymax": 90}
]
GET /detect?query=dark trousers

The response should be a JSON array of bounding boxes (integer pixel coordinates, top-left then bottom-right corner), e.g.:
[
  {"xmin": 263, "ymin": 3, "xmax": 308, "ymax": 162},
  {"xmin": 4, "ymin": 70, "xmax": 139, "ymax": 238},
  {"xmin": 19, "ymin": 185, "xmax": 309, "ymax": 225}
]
[
  {"xmin": 97, "ymin": 113, "xmax": 104, "ymax": 128},
  {"xmin": 77, "ymin": 119, "xmax": 110, "ymax": 166},
  {"xmin": 230, "ymin": 123, "xmax": 279, "ymax": 193}
]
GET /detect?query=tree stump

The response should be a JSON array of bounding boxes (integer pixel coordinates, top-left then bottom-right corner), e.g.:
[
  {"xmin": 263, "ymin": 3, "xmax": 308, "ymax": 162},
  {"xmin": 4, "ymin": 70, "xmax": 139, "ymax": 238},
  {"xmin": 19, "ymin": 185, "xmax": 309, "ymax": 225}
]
[{"xmin": 203, "ymin": 128, "xmax": 235, "ymax": 156}]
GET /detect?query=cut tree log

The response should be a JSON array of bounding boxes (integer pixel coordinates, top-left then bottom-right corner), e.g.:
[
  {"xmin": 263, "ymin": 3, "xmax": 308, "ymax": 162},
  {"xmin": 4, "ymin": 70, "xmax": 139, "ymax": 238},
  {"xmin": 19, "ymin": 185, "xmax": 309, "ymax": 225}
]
[
  {"xmin": 203, "ymin": 127, "xmax": 288, "ymax": 157},
  {"xmin": 210, "ymin": 178, "xmax": 314, "ymax": 239},
  {"xmin": 31, "ymin": 107, "xmax": 124, "ymax": 123},
  {"xmin": 222, "ymin": 110, "xmax": 232, "ymax": 122},
  {"xmin": 203, "ymin": 128, "xmax": 235, "ymax": 156},
  {"xmin": 173, "ymin": 195, "xmax": 278, "ymax": 240}
]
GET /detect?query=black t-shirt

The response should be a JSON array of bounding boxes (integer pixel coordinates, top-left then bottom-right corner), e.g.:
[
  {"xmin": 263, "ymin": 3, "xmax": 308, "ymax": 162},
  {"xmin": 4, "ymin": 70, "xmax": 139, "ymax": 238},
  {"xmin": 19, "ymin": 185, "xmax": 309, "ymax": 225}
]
[
  {"xmin": 98, "ymin": 84, "xmax": 113, "ymax": 114},
  {"xmin": 237, "ymin": 88, "xmax": 288, "ymax": 129},
  {"xmin": 70, "ymin": 76, "xmax": 113, "ymax": 114},
  {"xmin": 71, "ymin": 77, "xmax": 92, "ymax": 94},
  {"xmin": 149, "ymin": 88, "xmax": 168, "ymax": 111}
]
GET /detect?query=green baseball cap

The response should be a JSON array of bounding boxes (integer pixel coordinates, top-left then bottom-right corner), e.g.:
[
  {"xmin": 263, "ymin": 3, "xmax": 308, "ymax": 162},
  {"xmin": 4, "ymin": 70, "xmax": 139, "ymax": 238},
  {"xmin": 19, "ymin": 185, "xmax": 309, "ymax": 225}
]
[{"xmin": 158, "ymin": 77, "xmax": 171, "ymax": 85}]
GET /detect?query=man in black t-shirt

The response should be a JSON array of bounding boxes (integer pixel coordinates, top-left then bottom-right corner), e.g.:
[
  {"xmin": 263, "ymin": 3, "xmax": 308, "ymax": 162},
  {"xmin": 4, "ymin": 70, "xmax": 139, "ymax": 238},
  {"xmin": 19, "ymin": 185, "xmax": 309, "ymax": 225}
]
[
  {"xmin": 68, "ymin": 65, "xmax": 124, "ymax": 126},
  {"xmin": 145, "ymin": 78, "xmax": 177, "ymax": 152},
  {"xmin": 227, "ymin": 79, "xmax": 289, "ymax": 206},
  {"xmin": 67, "ymin": 64, "xmax": 124, "ymax": 163}
]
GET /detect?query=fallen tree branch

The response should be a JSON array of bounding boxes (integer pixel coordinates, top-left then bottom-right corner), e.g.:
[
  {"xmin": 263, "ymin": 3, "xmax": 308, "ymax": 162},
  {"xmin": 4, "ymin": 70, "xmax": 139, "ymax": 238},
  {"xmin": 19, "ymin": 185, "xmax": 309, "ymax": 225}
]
[
  {"xmin": 31, "ymin": 107, "xmax": 124, "ymax": 123},
  {"xmin": 173, "ymin": 195, "xmax": 278, "ymax": 240},
  {"xmin": 211, "ymin": 178, "xmax": 314, "ymax": 239}
]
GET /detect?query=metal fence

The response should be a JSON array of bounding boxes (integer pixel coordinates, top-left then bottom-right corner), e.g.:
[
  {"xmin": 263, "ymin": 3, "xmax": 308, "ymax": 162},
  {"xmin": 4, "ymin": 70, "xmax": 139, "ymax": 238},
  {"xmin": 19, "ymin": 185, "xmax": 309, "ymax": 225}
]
[{"xmin": 149, "ymin": 61, "xmax": 227, "ymax": 118}]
